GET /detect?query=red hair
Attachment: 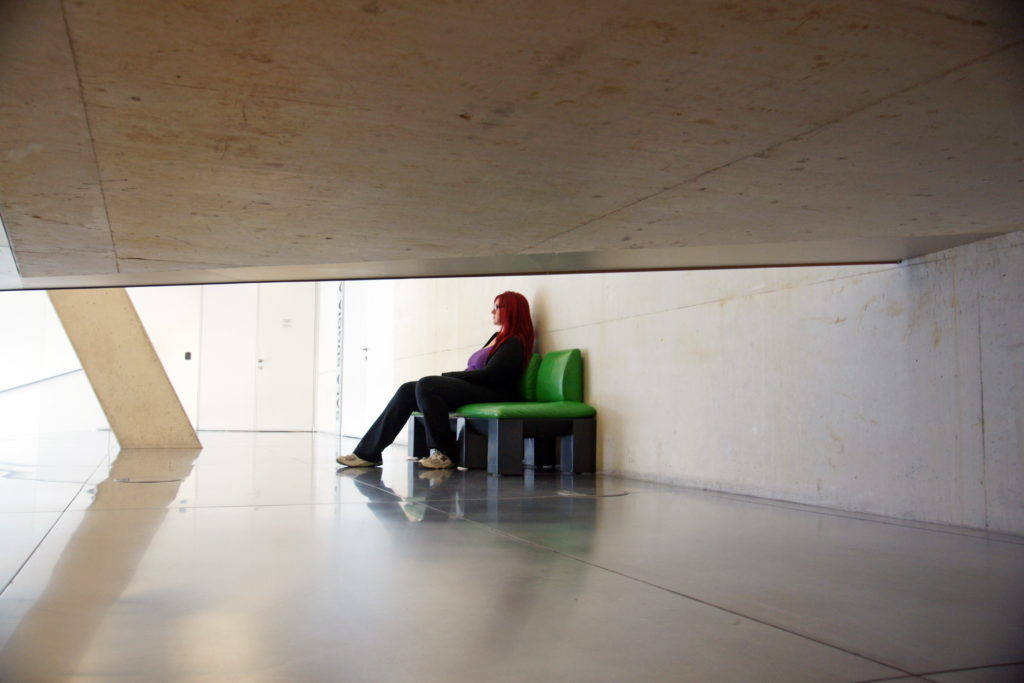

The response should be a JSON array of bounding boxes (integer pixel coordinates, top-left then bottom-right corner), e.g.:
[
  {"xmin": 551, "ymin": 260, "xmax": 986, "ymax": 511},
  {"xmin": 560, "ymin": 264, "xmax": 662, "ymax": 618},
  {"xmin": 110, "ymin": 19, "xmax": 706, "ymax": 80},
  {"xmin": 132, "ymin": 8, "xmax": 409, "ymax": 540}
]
[{"xmin": 489, "ymin": 291, "xmax": 534, "ymax": 367}]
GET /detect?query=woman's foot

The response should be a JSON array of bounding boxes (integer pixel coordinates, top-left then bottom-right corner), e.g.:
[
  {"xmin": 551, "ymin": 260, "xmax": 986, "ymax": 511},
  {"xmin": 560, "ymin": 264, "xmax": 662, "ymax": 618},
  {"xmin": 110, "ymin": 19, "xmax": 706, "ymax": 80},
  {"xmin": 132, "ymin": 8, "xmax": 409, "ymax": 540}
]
[
  {"xmin": 419, "ymin": 449, "xmax": 455, "ymax": 469},
  {"xmin": 336, "ymin": 453, "xmax": 382, "ymax": 468}
]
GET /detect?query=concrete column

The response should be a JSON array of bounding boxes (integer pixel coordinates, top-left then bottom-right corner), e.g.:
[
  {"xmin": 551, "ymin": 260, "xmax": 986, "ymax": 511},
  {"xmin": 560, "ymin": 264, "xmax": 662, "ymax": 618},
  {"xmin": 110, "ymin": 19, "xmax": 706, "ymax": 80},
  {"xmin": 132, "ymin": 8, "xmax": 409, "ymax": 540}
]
[{"xmin": 48, "ymin": 288, "xmax": 201, "ymax": 449}]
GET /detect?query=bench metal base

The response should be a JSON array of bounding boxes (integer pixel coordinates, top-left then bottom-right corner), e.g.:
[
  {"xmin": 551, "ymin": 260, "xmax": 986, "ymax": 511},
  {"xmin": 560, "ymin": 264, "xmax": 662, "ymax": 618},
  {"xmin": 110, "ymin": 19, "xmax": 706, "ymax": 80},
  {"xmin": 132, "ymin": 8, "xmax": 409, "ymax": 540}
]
[{"xmin": 408, "ymin": 415, "xmax": 596, "ymax": 476}]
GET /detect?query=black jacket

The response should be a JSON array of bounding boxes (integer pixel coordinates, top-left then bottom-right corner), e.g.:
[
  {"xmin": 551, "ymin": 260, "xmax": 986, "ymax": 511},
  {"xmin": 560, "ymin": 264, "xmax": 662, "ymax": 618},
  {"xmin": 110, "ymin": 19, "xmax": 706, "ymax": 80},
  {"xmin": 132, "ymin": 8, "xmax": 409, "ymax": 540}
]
[{"xmin": 441, "ymin": 335, "xmax": 524, "ymax": 399}]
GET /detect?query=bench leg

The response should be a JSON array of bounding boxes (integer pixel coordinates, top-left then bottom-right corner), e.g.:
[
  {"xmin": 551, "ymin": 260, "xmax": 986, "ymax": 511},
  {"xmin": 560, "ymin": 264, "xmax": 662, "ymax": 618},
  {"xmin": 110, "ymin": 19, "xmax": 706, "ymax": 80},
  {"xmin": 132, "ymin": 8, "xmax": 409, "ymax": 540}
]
[
  {"xmin": 457, "ymin": 418, "xmax": 488, "ymax": 470},
  {"xmin": 487, "ymin": 419, "xmax": 524, "ymax": 476},
  {"xmin": 561, "ymin": 418, "xmax": 596, "ymax": 474},
  {"xmin": 408, "ymin": 416, "xmax": 429, "ymax": 460}
]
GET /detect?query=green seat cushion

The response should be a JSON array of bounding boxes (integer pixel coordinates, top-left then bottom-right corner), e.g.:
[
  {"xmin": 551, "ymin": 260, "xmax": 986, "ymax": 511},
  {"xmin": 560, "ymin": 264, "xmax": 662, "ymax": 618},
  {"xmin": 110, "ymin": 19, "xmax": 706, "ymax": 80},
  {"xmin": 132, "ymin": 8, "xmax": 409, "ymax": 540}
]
[
  {"xmin": 454, "ymin": 400, "xmax": 596, "ymax": 420},
  {"xmin": 415, "ymin": 348, "xmax": 592, "ymax": 420},
  {"xmin": 536, "ymin": 349, "xmax": 584, "ymax": 402},
  {"xmin": 519, "ymin": 353, "xmax": 541, "ymax": 401}
]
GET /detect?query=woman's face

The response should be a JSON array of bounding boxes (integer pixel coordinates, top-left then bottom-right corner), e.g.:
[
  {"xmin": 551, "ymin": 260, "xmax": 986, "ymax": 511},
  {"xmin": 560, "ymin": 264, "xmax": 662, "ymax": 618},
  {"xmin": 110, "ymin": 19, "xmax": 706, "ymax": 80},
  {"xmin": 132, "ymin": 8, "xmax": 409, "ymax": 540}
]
[{"xmin": 491, "ymin": 299, "xmax": 501, "ymax": 326}]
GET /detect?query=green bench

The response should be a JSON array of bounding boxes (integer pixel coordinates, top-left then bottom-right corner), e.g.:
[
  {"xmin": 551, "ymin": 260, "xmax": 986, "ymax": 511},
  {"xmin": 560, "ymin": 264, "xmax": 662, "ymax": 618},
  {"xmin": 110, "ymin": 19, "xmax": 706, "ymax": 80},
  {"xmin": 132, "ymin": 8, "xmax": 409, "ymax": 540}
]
[{"xmin": 408, "ymin": 349, "xmax": 597, "ymax": 475}]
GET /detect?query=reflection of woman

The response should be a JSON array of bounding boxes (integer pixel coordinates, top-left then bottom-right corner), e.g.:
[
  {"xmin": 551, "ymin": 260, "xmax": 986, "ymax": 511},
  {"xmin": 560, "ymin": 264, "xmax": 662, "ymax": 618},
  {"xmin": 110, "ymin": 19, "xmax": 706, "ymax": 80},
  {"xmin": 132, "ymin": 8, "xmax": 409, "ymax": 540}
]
[{"xmin": 337, "ymin": 291, "xmax": 535, "ymax": 470}]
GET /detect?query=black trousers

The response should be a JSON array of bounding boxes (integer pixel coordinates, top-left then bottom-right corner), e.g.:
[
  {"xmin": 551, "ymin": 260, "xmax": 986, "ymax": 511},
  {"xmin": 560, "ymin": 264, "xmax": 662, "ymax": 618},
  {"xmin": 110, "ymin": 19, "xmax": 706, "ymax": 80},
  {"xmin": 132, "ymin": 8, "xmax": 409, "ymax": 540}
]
[{"xmin": 353, "ymin": 376, "xmax": 510, "ymax": 460}]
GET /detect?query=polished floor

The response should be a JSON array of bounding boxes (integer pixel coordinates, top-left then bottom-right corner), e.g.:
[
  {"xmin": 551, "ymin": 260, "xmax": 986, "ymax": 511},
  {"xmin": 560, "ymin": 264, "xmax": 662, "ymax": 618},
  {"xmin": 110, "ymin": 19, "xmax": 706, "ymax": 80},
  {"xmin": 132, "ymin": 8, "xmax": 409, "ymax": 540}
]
[{"xmin": 2, "ymin": 381, "xmax": 1024, "ymax": 681}]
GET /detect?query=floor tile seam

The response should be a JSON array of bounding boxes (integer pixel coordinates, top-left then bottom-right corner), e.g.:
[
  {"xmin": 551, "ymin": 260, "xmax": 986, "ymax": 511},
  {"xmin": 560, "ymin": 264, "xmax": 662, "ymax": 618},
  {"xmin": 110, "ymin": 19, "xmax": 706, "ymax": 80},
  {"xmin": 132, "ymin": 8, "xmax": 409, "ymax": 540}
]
[
  {"xmin": 451, "ymin": 516, "xmax": 915, "ymax": 679},
  {"xmin": 65, "ymin": 499, "xmax": 402, "ymax": 512},
  {"xmin": 0, "ymin": 479, "xmax": 111, "ymax": 490},
  {"xmin": 912, "ymin": 661, "xmax": 1024, "ymax": 678},
  {"xmin": 852, "ymin": 660, "xmax": 1024, "ymax": 683},
  {"xmin": 74, "ymin": 492, "xmax": 595, "ymax": 511},
  {"xmin": 615, "ymin": 479, "xmax": 1024, "ymax": 546},
  {"xmin": 728, "ymin": 498, "xmax": 1024, "ymax": 546},
  {"xmin": 0, "ymin": 509, "xmax": 99, "ymax": 515},
  {"xmin": 0, "ymin": 456, "xmax": 104, "ymax": 598},
  {"xmin": 71, "ymin": 492, "xmax": 611, "ymax": 511}
]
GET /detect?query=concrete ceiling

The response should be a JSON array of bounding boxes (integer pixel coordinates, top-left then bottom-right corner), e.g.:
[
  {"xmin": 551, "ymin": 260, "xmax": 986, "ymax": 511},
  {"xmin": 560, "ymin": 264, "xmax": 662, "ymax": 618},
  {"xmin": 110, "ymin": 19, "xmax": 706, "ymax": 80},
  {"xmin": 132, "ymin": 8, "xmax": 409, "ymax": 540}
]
[{"xmin": 1, "ymin": 0, "xmax": 1022, "ymax": 289}]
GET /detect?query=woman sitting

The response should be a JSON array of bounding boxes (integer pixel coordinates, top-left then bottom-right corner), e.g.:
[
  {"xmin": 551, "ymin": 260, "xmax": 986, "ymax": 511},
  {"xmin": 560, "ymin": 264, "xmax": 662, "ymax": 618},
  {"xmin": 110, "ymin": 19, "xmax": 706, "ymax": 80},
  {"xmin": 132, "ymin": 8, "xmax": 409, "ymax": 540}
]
[{"xmin": 337, "ymin": 291, "xmax": 535, "ymax": 470}]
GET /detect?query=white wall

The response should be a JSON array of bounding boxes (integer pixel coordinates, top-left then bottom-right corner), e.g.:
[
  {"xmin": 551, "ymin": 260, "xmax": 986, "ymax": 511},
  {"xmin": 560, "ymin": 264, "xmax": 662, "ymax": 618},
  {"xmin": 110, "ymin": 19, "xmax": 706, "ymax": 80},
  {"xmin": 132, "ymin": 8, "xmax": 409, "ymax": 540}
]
[
  {"xmin": 128, "ymin": 286, "xmax": 202, "ymax": 425},
  {"xmin": 130, "ymin": 282, "xmax": 319, "ymax": 433},
  {"xmin": 1, "ymin": 282, "xmax": 377, "ymax": 439},
  {"xmin": 0, "ymin": 289, "xmax": 107, "ymax": 436},
  {"xmin": 0, "ymin": 290, "xmax": 81, "ymax": 390},
  {"xmin": 390, "ymin": 232, "xmax": 1024, "ymax": 534}
]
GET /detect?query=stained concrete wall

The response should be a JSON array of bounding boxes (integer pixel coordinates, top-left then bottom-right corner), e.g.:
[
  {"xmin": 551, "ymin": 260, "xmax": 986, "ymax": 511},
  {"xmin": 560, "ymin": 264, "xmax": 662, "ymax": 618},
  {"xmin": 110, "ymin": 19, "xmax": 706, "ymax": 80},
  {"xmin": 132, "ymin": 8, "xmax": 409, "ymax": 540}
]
[{"xmin": 391, "ymin": 232, "xmax": 1023, "ymax": 534}]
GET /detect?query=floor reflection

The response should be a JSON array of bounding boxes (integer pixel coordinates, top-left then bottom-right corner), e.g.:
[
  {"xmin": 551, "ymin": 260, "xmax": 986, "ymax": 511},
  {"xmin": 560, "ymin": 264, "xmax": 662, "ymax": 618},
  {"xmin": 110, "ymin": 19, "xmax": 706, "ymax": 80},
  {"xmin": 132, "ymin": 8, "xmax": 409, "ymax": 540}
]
[
  {"xmin": 1, "ymin": 432, "xmax": 1020, "ymax": 681},
  {"xmin": 343, "ymin": 460, "xmax": 624, "ymax": 525},
  {"xmin": 0, "ymin": 447, "xmax": 201, "ymax": 682}
]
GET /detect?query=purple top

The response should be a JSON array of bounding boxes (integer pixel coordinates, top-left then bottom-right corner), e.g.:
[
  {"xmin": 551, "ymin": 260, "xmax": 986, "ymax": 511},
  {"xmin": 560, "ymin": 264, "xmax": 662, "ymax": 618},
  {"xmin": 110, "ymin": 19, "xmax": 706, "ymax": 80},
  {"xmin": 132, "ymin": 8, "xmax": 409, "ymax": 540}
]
[{"xmin": 466, "ymin": 346, "xmax": 492, "ymax": 370}]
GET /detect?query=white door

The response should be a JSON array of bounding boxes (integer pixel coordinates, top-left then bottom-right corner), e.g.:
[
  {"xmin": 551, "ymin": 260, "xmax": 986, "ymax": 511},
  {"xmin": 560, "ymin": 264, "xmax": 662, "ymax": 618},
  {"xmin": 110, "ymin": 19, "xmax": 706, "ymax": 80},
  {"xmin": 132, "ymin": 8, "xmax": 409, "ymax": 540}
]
[
  {"xmin": 254, "ymin": 282, "xmax": 316, "ymax": 431},
  {"xmin": 197, "ymin": 284, "xmax": 259, "ymax": 430},
  {"xmin": 340, "ymin": 280, "xmax": 394, "ymax": 438}
]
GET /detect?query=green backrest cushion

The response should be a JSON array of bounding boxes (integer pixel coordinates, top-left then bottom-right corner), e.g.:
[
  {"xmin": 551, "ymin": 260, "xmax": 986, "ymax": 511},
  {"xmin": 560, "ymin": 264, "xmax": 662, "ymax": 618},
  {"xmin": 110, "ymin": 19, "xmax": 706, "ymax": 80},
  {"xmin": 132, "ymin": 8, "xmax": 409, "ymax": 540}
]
[
  {"xmin": 518, "ymin": 353, "xmax": 541, "ymax": 401},
  {"xmin": 536, "ymin": 349, "xmax": 584, "ymax": 402}
]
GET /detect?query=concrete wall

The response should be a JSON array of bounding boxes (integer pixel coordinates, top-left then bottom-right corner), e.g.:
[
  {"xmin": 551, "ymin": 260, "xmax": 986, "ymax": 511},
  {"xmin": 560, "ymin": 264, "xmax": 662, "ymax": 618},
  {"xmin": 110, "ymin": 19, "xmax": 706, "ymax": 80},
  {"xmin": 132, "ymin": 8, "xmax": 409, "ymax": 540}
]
[{"xmin": 391, "ymin": 232, "xmax": 1023, "ymax": 534}]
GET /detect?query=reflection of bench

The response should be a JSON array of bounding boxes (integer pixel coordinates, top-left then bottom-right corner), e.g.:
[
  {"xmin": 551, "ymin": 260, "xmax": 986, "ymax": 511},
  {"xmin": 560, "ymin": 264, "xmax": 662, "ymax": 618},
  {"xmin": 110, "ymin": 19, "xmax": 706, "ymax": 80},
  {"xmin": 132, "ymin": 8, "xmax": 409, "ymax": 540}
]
[{"xmin": 408, "ymin": 349, "xmax": 597, "ymax": 476}]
